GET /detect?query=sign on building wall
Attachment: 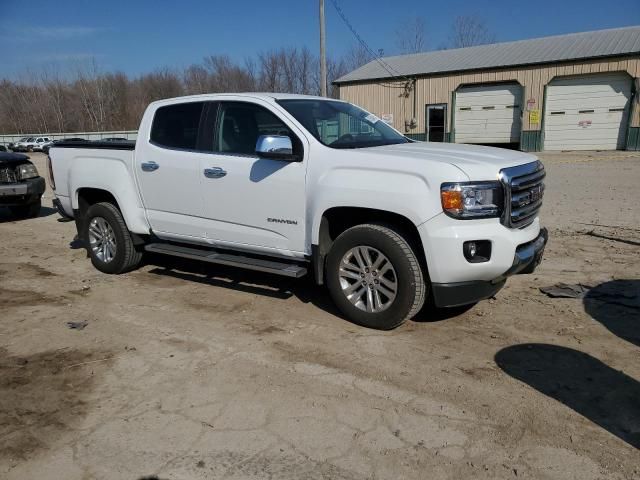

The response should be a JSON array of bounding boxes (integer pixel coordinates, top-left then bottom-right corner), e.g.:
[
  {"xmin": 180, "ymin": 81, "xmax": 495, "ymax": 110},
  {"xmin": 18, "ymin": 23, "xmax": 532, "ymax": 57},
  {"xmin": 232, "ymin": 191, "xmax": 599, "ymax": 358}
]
[{"xmin": 529, "ymin": 109, "xmax": 540, "ymax": 124}]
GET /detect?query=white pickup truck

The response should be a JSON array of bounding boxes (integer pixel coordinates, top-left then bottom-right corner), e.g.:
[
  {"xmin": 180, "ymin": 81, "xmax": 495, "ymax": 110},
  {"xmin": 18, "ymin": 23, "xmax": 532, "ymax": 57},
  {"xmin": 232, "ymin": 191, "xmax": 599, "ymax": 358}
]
[{"xmin": 49, "ymin": 93, "xmax": 547, "ymax": 329}]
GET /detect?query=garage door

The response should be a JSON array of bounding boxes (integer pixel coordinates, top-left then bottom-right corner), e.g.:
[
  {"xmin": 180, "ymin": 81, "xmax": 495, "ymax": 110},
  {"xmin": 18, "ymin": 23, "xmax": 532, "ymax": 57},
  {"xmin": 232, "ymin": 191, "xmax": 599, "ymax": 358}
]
[
  {"xmin": 544, "ymin": 73, "xmax": 632, "ymax": 151},
  {"xmin": 455, "ymin": 83, "xmax": 522, "ymax": 144}
]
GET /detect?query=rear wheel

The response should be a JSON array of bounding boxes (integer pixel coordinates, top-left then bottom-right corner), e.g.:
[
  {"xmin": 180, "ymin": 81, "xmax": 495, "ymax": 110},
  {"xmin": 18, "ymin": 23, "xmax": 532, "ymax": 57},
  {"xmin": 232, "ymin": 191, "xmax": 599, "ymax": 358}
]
[
  {"xmin": 326, "ymin": 224, "xmax": 426, "ymax": 330},
  {"xmin": 84, "ymin": 202, "xmax": 142, "ymax": 274},
  {"xmin": 9, "ymin": 198, "xmax": 41, "ymax": 219}
]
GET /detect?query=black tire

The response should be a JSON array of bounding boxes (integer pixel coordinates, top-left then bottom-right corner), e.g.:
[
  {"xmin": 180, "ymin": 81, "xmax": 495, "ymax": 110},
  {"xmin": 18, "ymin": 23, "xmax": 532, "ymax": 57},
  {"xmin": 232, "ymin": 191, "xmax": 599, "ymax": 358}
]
[
  {"xmin": 9, "ymin": 198, "xmax": 41, "ymax": 219},
  {"xmin": 84, "ymin": 202, "xmax": 143, "ymax": 274},
  {"xmin": 325, "ymin": 224, "xmax": 427, "ymax": 330}
]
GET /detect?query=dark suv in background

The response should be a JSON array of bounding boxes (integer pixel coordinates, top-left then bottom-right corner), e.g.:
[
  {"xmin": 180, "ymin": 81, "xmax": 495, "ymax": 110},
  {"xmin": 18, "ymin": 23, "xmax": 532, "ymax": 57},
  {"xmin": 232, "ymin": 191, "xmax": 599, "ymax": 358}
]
[{"xmin": 0, "ymin": 152, "xmax": 45, "ymax": 218}]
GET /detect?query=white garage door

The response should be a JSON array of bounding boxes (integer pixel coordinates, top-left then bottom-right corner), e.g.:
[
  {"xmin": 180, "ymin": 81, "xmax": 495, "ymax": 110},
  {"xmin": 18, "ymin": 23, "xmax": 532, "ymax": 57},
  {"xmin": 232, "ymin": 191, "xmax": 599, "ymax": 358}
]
[
  {"xmin": 544, "ymin": 73, "xmax": 632, "ymax": 151},
  {"xmin": 455, "ymin": 84, "xmax": 522, "ymax": 144}
]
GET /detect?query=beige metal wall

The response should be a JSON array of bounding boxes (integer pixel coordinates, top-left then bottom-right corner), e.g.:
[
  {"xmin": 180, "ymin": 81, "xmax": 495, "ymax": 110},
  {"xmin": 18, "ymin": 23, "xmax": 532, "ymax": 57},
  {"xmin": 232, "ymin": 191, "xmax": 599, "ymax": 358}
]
[{"xmin": 338, "ymin": 56, "xmax": 640, "ymax": 136}]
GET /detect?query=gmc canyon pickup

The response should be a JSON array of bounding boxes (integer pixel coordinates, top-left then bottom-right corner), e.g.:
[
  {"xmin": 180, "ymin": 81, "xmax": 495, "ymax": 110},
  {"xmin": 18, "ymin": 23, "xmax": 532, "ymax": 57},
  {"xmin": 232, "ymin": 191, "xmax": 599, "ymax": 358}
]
[{"xmin": 49, "ymin": 93, "xmax": 547, "ymax": 329}]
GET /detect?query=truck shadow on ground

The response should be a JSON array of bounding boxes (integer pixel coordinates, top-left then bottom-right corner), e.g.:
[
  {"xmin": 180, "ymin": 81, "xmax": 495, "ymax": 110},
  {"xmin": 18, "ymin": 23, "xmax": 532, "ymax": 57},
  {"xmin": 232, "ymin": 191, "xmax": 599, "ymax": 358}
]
[
  {"xmin": 143, "ymin": 253, "xmax": 344, "ymax": 318},
  {"xmin": 495, "ymin": 343, "xmax": 640, "ymax": 449},
  {"xmin": 583, "ymin": 279, "xmax": 639, "ymax": 347},
  {"xmin": 0, "ymin": 205, "xmax": 57, "ymax": 223},
  {"xmin": 142, "ymin": 254, "xmax": 469, "ymax": 325}
]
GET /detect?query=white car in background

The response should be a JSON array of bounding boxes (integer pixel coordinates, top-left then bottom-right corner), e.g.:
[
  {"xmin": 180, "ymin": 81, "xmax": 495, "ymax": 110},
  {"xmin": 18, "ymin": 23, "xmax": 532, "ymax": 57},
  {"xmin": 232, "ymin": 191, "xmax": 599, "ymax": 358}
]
[{"xmin": 14, "ymin": 136, "xmax": 51, "ymax": 152}]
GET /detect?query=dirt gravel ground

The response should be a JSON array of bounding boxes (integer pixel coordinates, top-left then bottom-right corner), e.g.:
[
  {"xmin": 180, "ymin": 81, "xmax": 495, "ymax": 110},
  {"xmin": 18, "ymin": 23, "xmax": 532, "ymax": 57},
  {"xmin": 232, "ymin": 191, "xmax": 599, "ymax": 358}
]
[{"xmin": 0, "ymin": 151, "xmax": 638, "ymax": 480}]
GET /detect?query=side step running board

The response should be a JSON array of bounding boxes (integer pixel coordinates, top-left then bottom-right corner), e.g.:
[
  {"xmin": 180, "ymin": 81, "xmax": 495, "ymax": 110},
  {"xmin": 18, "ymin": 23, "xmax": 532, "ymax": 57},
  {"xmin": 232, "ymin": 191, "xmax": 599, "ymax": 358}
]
[{"xmin": 144, "ymin": 243, "xmax": 307, "ymax": 278}]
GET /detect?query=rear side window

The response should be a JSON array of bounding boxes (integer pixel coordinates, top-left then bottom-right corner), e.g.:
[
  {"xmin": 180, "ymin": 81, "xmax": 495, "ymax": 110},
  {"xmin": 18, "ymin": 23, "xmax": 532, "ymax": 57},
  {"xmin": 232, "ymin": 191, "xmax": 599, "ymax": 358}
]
[{"xmin": 151, "ymin": 102, "xmax": 204, "ymax": 150}]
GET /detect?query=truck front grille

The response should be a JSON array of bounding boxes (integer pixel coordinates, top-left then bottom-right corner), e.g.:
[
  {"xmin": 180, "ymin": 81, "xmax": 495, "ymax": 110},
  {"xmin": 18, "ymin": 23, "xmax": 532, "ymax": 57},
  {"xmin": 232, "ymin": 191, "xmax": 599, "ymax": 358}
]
[
  {"xmin": 0, "ymin": 167, "xmax": 18, "ymax": 184},
  {"xmin": 499, "ymin": 161, "xmax": 546, "ymax": 229}
]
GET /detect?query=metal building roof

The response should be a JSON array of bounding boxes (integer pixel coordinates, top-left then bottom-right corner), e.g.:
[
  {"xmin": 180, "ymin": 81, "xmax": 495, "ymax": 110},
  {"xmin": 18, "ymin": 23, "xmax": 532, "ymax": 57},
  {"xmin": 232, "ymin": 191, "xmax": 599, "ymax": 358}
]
[{"xmin": 335, "ymin": 26, "xmax": 640, "ymax": 84}]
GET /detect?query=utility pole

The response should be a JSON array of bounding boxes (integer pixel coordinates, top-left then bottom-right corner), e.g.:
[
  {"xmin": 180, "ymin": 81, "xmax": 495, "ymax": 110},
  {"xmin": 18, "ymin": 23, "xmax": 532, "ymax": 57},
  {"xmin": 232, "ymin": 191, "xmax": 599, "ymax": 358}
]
[{"xmin": 319, "ymin": 0, "xmax": 327, "ymax": 97}]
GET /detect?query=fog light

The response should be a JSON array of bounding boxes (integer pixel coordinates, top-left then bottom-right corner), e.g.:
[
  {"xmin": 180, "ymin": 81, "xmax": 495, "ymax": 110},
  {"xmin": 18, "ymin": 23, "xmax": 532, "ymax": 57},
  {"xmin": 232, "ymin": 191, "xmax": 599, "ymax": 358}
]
[
  {"xmin": 466, "ymin": 242, "xmax": 477, "ymax": 258},
  {"xmin": 463, "ymin": 240, "xmax": 491, "ymax": 263}
]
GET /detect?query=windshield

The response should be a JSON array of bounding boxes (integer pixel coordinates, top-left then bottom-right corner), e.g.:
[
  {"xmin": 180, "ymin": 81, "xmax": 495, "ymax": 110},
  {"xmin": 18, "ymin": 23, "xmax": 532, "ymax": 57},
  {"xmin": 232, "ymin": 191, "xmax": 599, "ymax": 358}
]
[
  {"xmin": 26, "ymin": 137, "xmax": 35, "ymax": 142},
  {"xmin": 278, "ymin": 99, "xmax": 408, "ymax": 149}
]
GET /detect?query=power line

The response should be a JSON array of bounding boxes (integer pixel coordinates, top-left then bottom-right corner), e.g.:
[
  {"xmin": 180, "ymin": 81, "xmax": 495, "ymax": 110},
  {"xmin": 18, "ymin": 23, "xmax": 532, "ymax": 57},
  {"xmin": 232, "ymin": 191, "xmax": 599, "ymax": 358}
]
[{"xmin": 328, "ymin": 0, "xmax": 410, "ymax": 83}]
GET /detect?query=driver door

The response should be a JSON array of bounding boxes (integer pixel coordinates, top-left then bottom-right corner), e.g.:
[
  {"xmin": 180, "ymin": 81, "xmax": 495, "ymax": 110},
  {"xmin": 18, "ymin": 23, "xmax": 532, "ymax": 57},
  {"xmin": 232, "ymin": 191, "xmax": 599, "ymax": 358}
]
[{"xmin": 198, "ymin": 101, "xmax": 307, "ymax": 256}]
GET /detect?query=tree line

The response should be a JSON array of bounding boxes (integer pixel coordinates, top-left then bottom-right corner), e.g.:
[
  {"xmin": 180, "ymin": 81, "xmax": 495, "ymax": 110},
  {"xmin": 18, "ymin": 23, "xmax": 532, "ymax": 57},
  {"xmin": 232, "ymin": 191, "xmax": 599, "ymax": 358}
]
[
  {"xmin": 0, "ymin": 15, "xmax": 494, "ymax": 135},
  {"xmin": 0, "ymin": 47, "xmax": 360, "ymax": 135}
]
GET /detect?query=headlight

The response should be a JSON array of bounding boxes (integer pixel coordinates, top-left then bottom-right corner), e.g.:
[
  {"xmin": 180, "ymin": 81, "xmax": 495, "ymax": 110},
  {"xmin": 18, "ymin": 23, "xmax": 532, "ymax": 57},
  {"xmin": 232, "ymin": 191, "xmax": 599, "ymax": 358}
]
[
  {"xmin": 18, "ymin": 163, "xmax": 39, "ymax": 180},
  {"xmin": 441, "ymin": 181, "xmax": 503, "ymax": 219}
]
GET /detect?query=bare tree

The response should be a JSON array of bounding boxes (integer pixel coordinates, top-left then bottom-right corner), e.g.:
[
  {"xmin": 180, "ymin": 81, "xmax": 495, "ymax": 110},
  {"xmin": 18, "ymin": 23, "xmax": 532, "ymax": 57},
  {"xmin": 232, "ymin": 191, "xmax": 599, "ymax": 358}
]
[
  {"xmin": 204, "ymin": 55, "xmax": 255, "ymax": 92},
  {"xmin": 395, "ymin": 17, "xmax": 427, "ymax": 54},
  {"xmin": 342, "ymin": 44, "xmax": 373, "ymax": 72},
  {"xmin": 448, "ymin": 15, "xmax": 496, "ymax": 49},
  {"xmin": 183, "ymin": 64, "xmax": 210, "ymax": 94}
]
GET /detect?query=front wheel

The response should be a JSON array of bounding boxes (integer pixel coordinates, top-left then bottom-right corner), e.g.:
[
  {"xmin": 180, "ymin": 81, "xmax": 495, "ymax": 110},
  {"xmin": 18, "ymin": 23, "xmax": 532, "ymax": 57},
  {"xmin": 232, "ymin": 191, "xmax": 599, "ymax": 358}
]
[
  {"xmin": 326, "ymin": 224, "xmax": 427, "ymax": 330},
  {"xmin": 84, "ymin": 202, "xmax": 143, "ymax": 274}
]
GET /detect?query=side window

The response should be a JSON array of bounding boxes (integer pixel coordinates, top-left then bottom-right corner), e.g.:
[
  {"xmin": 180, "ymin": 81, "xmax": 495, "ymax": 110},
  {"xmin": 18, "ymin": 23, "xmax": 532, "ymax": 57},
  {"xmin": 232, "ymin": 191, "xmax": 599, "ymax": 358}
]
[
  {"xmin": 215, "ymin": 102, "xmax": 301, "ymax": 156},
  {"xmin": 150, "ymin": 102, "xmax": 204, "ymax": 150}
]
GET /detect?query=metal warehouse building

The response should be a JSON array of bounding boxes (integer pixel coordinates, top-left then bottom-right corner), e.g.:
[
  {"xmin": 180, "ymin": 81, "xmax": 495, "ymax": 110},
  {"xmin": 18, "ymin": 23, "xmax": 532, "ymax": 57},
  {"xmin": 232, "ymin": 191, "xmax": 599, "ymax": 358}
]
[{"xmin": 335, "ymin": 26, "xmax": 640, "ymax": 151}]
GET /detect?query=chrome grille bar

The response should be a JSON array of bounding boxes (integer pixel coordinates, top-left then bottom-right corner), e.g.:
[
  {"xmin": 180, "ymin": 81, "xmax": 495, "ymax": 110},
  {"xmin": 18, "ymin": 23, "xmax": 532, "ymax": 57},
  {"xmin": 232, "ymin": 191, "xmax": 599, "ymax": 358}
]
[
  {"xmin": 0, "ymin": 167, "xmax": 18, "ymax": 184},
  {"xmin": 499, "ymin": 160, "xmax": 545, "ymax": 228}
]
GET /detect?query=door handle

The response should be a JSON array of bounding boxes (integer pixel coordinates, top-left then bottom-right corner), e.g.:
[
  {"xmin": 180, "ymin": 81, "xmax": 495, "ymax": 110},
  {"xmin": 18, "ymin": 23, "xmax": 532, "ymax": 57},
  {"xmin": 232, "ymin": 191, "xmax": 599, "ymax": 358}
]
[
  {"xmin": 141, "ymin": 161, "xmax": 159, "ymax": 172},
  {"xmin": 204, "ymin": 167, "xmax": 227, "ymax": 178}
]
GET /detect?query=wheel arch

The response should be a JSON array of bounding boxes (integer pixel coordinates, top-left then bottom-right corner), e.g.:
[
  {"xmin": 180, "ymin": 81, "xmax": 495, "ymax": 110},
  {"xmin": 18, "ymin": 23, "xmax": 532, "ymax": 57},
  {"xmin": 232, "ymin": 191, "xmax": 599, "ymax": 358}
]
[
  {"xmin": 74, "ymin": 188, "xmax": 147, "ymax": 246},
  {"xmin": 312, "ymin": 206, "xmax": 428, "ymax": 285}
]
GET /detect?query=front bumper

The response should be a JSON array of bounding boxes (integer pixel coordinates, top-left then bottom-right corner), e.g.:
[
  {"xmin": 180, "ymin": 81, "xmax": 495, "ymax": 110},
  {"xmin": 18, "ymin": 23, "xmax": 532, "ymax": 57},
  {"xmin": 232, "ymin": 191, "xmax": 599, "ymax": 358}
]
[
  {"xmin": 432, "ymin": 227, "xmax": 548, "ymax": 307},
  {"xmin": 0, "ymin": 176, "xmax": 46, "ymax": 206}
]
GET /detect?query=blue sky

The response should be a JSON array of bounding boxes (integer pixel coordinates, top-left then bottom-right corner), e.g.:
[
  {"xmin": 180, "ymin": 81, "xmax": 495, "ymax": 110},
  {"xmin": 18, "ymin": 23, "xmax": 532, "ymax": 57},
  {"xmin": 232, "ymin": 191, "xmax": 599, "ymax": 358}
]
[{"xmin": 0, "ymin": 0, "xmax": 638, "ymax": 79}]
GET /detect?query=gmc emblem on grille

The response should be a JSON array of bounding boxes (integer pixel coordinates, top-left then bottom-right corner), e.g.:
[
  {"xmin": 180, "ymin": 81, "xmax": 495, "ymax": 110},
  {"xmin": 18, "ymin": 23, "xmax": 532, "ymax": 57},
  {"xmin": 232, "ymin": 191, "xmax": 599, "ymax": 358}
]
[
  {"xmin": 518, "ymin": 185, "xmax": 544, "ymax": 207},
  {"xmin": 529, "ymin": 185, "xmax": 543, "ymax": 202}
]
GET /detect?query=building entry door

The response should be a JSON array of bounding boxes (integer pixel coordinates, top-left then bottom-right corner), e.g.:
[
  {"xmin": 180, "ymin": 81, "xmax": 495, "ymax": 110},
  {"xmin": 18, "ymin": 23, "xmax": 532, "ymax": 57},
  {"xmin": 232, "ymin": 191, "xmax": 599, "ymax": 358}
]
[{"xmin": 426, "ymin": 104, "xmax": 447, "ymax": 142}]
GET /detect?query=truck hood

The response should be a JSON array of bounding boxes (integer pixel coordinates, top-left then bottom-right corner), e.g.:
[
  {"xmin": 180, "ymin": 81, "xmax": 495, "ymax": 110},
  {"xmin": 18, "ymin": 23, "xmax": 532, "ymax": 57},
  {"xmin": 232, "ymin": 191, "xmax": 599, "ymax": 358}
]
[
  {"xmin": 370, "ymin": 142, "xmax": 539, "ymax": 180},
  {"xmin": 0, "ymin": 152, "xmax": 30, "ymax": 166}
]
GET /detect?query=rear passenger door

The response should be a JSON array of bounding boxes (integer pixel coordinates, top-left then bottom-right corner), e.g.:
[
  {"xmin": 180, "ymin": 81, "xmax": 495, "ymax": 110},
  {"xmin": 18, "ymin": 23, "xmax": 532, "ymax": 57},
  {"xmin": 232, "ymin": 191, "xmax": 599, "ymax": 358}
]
[{"xmin": 135, "ymin": 101, "xmax": 211, "ymax": 241}]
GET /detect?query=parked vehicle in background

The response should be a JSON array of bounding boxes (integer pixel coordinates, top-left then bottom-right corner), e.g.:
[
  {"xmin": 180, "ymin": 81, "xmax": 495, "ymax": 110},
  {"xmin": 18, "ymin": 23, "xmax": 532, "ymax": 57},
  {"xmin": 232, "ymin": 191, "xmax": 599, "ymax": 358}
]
[
  {"xmin": 49, "ymin": 93, "xmax": 547, "ymax": 329},
  {"xmin": 0, "ymin": 151, "xmax": 45, "ymax": 218},
  {"xmin": 13, "ymin": 136, "xmax": 51, "ymax": 152},
  {"xmin": 8, "ymin": 138, "xmax": 27, "ymax": 152},
  {"xmin": 103, "ymin": 137, "xmax": 129, "ymax": 142},
  {"xmin": 10, "ymin": 137, "xmax": 29, "ymax": 152},
  {"xmin": 33, "ymin": 137, "xmax": 52, "ymax": 151}
]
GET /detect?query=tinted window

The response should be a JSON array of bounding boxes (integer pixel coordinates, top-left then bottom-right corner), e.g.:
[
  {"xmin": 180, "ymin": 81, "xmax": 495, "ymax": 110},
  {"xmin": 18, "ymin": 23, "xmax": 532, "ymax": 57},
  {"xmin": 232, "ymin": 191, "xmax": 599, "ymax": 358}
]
[
  {"xmin": 151, "ymin": 102, "xmax": 204, "ymax": 150},
  {"xmin": 215, "ymin": 102, "xmax": 301, "ymax": 156}
]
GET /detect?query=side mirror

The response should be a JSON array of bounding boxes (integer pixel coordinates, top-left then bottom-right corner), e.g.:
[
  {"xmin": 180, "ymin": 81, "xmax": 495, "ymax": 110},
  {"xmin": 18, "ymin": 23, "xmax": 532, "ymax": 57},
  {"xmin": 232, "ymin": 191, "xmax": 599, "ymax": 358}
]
[{"xmin": 255, "ymin": 135, "xmax": 298, "ymax": 161}]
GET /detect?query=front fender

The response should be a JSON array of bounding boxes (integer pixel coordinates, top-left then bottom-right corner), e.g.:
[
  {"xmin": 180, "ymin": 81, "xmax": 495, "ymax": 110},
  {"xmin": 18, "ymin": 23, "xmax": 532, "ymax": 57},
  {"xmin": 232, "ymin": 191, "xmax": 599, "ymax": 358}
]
[{"xmin": 308, "ymin": 167, "xmax": 442, "ymax": 245}]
